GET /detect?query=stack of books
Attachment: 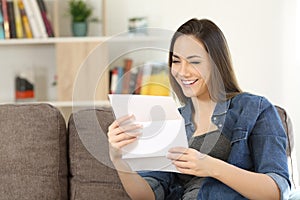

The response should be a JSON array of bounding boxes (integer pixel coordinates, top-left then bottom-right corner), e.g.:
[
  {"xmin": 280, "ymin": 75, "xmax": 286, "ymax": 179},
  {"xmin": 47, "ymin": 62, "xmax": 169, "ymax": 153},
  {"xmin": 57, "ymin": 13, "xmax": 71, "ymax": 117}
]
[
  {"xmin": 109, "ymin": 58, "xmax": 171, "ymax": 96},
  {"xmin": 0, "ymin": 0, "xmax": 54, "ymax": 40}
]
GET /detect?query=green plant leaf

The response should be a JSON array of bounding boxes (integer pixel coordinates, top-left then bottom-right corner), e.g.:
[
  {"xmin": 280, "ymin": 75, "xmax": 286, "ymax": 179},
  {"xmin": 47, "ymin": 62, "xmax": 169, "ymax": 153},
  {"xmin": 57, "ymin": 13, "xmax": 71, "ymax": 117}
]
[{"xmin": 68, "ymin": 0, "xmax": 93, "ymax": 22}]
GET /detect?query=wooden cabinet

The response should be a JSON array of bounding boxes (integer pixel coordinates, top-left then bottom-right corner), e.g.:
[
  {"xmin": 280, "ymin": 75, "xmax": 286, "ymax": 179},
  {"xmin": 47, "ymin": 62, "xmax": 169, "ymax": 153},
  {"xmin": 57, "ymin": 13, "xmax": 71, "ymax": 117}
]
[{"xmin": 55, "ymin": 39, "xmax": 109, "ymax": 102}]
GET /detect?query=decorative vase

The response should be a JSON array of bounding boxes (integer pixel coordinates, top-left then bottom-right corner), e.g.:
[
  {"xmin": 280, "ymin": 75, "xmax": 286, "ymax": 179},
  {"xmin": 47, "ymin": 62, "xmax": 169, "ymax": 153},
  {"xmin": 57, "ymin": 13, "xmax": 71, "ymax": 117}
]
[{"xmin": 72, "ymin": 21, "xmax": 88, "ymax": 37}]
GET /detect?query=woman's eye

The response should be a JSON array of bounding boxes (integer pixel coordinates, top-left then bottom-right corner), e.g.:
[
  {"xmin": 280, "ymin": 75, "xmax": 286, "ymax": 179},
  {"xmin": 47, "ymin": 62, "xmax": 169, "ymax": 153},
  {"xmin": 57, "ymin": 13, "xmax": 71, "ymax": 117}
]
[
  {"xmin": 172, "ymin": 60, "xmax": 180, "ymax": 63},
  {"xmin": 190, "ymin": 61, "xmax": 201, "ymax": 64}
]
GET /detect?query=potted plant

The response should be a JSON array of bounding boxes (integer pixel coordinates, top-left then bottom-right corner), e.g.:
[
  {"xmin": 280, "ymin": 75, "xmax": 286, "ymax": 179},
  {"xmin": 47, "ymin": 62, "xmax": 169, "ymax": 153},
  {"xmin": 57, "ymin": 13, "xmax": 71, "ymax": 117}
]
[{"xmin": 68, "ymin": 0, "xmax": 93, "ymax": 36}]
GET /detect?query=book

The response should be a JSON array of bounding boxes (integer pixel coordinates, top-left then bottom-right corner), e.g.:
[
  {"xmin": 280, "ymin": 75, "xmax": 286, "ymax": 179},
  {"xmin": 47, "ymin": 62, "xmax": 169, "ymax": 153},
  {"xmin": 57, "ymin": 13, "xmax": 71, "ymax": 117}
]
[
  {"xmin": 13, "ymin": 0, "xmax": 23, "ymax": 38},
  {"xmin": 0, "ymin": 0, "xmax": 5, "ymax": 39},
  {"xmin": 22, "ymin": 0, "xmax": 41, "ymax": 38},
  {"xmin": 18, "ymin": 0, "xmax": 32, "ymax": 38},
  {"xmin": 109, "ymin": 67, "xmax": 118, "ymax": 94},
  {"xmin": 36, "ymin": 0, "xmax": 54, "ymax": 37},
  {"xmin": 140, "ymin": 62, "xmax": 170, "ymax": 96},
  {"xmin": 139, "ymin": 62, "xmax": 153, "ymax": 95},
  {"xmin": 15, "ymin": 70, "xmax": 35, "ymax": 101},
  {"xmin": 128, "ymin": 66, "xmax": 139, "ymax": 94},
  {"xmin": 115, "ymin": 66, "xmax": 124, "ymax": 94},
  {"xmin": 121, "ymin": 58, "xmax": 133, "ymax": 94},
  {"xmin": 28, "ymin": 0, "xmax": 47, "ymax": 38},
  {"xmin": 147, "ymin": 62, "xmax": 170, "ymax": 96},
  {"xmin": 1, "ymin": 0, "xmax": 10, "ymax": 39},
  {"xmin": 133, "ymin": 65, "xmax": 144, "ymax": 94},
  {"xmin": 7, "ymin": 0, "xmax": 16, "ymax": 38}
]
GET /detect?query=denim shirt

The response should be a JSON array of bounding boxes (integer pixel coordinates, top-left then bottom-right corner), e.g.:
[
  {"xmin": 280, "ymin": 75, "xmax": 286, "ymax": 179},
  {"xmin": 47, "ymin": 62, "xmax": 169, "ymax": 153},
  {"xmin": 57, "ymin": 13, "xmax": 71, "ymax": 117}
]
[{"xmin": 139, "ymin": 92, "xmax": 291, "ymax": 200}]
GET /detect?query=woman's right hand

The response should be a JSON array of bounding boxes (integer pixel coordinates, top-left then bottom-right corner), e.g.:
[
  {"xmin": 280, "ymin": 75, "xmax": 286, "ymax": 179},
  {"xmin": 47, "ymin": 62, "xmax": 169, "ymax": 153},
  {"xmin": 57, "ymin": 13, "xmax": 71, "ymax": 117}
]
[{"xmin": 107, "ymin": 114, "xmax": 142, "ymax": 162}]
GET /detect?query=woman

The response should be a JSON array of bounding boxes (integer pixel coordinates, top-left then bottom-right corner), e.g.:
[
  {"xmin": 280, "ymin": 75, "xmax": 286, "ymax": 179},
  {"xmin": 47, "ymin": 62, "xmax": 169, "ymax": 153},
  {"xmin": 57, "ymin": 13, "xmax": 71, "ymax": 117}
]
[{"xmin": 107, "ymin": 18, "xmax": 290, "ymax": 200}]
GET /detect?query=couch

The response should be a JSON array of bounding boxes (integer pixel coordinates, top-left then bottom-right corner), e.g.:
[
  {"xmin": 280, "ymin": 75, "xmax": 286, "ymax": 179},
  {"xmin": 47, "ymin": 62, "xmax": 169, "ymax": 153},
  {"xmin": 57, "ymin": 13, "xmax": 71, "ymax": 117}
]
[{"xmin": 0, "ymin": 103, "xmax": 298, "ymax": 200}]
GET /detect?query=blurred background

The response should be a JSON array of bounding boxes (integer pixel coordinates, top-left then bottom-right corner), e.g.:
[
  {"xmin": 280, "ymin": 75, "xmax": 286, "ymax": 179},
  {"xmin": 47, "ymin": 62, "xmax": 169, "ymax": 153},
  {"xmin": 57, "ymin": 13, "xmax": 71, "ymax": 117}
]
[{"xmin": 104, "ymin": 0, "xmax": 300, "ymax": 180}]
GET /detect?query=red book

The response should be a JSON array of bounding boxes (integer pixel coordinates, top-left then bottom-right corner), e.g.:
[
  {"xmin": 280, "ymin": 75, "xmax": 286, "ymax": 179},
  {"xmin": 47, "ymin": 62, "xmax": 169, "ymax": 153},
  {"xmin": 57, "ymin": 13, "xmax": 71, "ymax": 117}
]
[
  {"xmin": 36, "ymin": 0, "xmax": 54, "ymax": 37},
  {"xmin": 1, "ymin": 0, "xmax": 10, "ymax": 39}
]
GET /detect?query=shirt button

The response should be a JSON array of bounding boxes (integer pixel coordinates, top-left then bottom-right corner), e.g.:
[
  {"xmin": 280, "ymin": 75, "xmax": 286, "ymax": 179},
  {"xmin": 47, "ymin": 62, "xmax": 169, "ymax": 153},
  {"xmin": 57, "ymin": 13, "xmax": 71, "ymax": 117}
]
[
  {"xmin": 218, "ymin": 124, "xmax": 222, "ymax": 128},
  {"xmin": 213, "ymin": 117, "xmax": 217, "ymax": 121}
]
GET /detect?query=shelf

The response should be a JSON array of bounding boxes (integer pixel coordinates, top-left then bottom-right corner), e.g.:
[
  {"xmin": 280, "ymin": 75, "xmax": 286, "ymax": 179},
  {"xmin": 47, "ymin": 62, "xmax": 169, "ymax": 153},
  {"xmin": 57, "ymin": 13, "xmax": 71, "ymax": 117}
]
[
  {"xmin": 0, "ymin": 100, "xmax": 111, "ymax": 107},
  {"xmin": 0, "ymin": 35, "xmax": 169, "ymax": 45},
  {"xmin": 0, "ymin": 37, "xmax": 107, "ymax": 45}
]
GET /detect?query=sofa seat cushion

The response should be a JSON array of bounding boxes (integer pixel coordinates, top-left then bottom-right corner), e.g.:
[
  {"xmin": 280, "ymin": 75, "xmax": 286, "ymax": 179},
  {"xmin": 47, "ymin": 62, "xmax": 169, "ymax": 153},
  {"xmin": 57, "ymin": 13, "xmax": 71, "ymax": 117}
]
[
  {"xmin": 68, "ymin": 107, "xmax": 130, "ymax": 200},
  {"xmin": 0, "ymin": 104, "xmax": 68, "ymax": 200}
]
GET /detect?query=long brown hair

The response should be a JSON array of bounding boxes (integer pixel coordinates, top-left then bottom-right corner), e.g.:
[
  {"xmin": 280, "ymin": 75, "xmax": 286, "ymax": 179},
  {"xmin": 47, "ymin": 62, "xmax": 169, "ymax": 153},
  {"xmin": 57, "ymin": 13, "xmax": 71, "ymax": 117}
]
[{"xmin": 169, "ymin": 18, "xmax": 242, "ymax": 105}]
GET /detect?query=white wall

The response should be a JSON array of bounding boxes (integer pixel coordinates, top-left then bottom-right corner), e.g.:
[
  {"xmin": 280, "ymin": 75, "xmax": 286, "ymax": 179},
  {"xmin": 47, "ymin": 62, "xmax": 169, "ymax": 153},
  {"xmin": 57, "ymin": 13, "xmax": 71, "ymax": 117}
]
[
  {"xmin": 281, "ymin": 0, "xmax": 300, "ymax": 184},
  {"xmin": 106, "ymin": 0, "xmax": 300, "ymax": 181}
]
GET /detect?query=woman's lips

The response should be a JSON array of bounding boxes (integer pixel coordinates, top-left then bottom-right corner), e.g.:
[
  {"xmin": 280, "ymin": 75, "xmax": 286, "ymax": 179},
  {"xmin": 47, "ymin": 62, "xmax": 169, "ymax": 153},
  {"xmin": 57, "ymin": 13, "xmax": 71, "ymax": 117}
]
[{"xmin": 181, "ymin": 79, "xmax": 198, "ymax": 86}]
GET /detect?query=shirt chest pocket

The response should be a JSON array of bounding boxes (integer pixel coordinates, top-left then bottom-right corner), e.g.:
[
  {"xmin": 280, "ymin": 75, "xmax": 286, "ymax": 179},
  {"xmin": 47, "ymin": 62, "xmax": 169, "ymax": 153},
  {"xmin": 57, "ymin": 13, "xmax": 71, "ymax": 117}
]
[{"xmin": 227, "ymin": 129, "xmax": 253, "ymax": 169}]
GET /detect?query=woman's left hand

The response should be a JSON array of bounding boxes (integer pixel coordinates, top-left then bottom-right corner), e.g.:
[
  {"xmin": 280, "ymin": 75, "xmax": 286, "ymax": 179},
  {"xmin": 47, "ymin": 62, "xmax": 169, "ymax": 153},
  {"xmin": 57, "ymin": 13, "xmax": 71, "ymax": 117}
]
[{"xmin": 167, "ymin": 147, "xmax": 215, "ymax": 177}]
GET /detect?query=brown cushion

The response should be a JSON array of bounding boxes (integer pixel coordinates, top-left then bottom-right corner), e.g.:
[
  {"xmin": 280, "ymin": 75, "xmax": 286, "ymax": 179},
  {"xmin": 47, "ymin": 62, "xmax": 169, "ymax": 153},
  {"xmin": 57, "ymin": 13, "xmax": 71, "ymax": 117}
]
[
  {"xmin": 0, "ymin": 104, "xmax": 68, "ymax": 200},
  {"xmin": 68, "ymin": 107, "xmax": 130, "ymax": 200},
  {"xmin": 275, "ymin": 106, "xmax": 299, "ymax": 189}
]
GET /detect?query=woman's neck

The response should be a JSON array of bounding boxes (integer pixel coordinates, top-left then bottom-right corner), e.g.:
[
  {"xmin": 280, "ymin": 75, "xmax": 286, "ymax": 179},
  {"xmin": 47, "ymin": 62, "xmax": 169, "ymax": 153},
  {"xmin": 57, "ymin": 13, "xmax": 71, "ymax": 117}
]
[
  {"xmin": 191, "ymin": 93, "xmax": 216, "ymax": 112},
  {"xmin": 191, "ymin": 95, "xmax": 217, "ymax": 136}
]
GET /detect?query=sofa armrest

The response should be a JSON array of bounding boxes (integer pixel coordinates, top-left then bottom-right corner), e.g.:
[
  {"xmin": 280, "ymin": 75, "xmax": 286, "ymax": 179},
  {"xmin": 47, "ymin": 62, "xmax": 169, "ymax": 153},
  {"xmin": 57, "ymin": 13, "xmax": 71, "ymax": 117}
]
[{"xmin": 0, "ymin": 104, "xmax": 68, "ymax": 200}]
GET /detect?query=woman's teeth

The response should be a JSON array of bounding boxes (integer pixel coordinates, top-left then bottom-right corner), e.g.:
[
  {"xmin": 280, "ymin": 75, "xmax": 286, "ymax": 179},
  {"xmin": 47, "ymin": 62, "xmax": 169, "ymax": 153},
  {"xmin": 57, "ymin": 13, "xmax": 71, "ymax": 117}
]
[{"xmin": 182, "ymin": 79, "xmax": 197, "ymax": 85}]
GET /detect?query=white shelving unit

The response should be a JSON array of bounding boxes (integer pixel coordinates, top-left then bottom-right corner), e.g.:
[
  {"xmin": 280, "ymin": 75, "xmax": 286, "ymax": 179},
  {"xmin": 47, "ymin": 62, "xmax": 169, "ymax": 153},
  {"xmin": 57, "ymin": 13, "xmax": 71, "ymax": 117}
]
[
  {"xmin": 0, "ymin": 0, "xmax": 171, "ymax": 119},
  {"xmin": 0, "ymin": 35, "xmax": 169, "ymax": 98}
]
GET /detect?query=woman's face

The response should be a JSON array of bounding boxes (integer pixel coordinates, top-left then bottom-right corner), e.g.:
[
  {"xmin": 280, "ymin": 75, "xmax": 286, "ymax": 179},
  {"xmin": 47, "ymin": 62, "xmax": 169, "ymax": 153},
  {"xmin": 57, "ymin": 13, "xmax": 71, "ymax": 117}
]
[{"xmin": 171, "ymin": 35, "xmax": 212, "ymax": 99}]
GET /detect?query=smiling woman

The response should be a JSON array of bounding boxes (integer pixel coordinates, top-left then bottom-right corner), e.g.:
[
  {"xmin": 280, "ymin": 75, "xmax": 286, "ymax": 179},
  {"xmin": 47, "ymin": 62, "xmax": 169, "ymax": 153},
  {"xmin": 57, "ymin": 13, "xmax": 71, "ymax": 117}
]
[
  {"xmin": 107, "ymin": 18, "xmax": 292, "ymax": 200},
  {"xmin": 170, "ymin": 35, "xmax": 212, "ymax": 100},
  {"xmin": 168, "ymin": 19, "xmax": 242, "ymax": 105}
]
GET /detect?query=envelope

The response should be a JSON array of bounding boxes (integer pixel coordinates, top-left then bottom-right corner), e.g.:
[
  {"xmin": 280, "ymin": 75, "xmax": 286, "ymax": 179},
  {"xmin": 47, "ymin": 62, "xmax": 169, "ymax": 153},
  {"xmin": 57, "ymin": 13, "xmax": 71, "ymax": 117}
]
[{"xmin": 108, "ymin": 94, "xmax": 188, "ymax": 172}]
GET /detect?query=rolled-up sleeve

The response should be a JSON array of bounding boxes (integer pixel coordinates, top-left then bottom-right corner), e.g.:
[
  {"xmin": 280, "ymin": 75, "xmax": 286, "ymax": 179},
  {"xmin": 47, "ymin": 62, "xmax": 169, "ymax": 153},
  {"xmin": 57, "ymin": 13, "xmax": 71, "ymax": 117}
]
[
  {"xmin": 250, "ymin": 97, "xmax": 291, "ymax": 199},
  {"xmin": 267, "ymin": 172, "xmax": 290, "ymax": 200}
]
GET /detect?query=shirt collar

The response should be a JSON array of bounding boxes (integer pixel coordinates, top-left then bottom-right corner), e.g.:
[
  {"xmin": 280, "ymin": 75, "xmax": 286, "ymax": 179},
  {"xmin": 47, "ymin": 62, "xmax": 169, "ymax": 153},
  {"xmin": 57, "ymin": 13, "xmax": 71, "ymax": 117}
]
[
  {"xmin": 213, "ymin": 99, "xmax": 231, "ymax": 116},
  {"xmin": 179, "ymin": 98, "xmax": 231, "ymax": 124}
]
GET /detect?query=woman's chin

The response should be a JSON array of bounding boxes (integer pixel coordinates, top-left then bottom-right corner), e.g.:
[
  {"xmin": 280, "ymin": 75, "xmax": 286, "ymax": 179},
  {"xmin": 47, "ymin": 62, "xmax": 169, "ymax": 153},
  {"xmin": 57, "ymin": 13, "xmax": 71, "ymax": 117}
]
[{"xmin": 182, "ymin": 90, "xmax": 198, "ymax": 98}]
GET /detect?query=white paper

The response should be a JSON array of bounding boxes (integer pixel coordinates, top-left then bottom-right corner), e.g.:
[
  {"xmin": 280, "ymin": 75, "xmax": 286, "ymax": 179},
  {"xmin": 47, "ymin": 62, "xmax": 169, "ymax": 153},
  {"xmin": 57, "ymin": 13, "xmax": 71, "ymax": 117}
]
[{"xmin": 108, "ymin": 94, "xmax": 188, "ymax": 172}]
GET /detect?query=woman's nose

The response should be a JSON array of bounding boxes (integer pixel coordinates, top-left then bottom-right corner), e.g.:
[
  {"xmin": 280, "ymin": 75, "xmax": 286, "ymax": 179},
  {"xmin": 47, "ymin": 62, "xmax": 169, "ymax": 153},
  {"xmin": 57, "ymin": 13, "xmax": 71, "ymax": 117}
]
[{"xmin": 177, "ymin": 60, "xmax": 190, "ymax": 76}]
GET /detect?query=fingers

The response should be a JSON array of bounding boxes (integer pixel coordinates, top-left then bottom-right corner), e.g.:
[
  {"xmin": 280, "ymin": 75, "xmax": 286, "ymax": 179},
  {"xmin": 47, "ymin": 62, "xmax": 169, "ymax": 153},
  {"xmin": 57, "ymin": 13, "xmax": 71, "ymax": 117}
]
[
  {"xmin": 166, "ymin": 147, "xmax": 193, "ymax": 174},
  {"xmin": 166, "ymin": 147, "xmax": 189, "ymax": 161},
  {"xmin": 167, "ymin": 147, "xmax": 205, "ymax": 161},
  {"xmin": 108, "ymin": 122, "xmax": 142, "ymax": 145},
  {"xmin": 166, "ymin": 151, "xmax": 185, "ymax": 161},
  {"xmin": 108, "ymin": 114, "xmax": 135, "ymax": 131},
  {"xmin": 168, "ymin": 147, "xmax": 189, "ymax": 154},
  {"xmin": 167, "ymin": 147, "xmax": 209, "ymax": 176},
  {"xmin": 113, "ymin": 123, "xmax": 143, "ymax": 137},
  {"xmin": 167, "ymin": 148, "xmax": 203, "ymax": 164},
  {"xmin": 113, "ymin": 137, "xmax": 138, "ymax": 149},
  {"xmin": 108, "ymin": 114, "xmax": 142, "ymax": 151},
  {"xmin": 109, "ymin": 128, "xmax": 141, "ymax": 145}
]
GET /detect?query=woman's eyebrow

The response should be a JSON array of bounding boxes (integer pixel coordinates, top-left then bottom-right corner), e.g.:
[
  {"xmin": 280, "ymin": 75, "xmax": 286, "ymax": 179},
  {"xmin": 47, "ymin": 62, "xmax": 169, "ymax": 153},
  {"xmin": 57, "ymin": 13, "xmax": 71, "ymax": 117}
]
[
  {"xmin": 172, "ymin": 54, "xmax": 180, "ymax": 59},
  {"xmin": 186, "ymin": 55, "xmax": 202, "ymax": 59},
  {"xmin": 172, "ymin": 54, "xmax": 202, "ymax": 59}
]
